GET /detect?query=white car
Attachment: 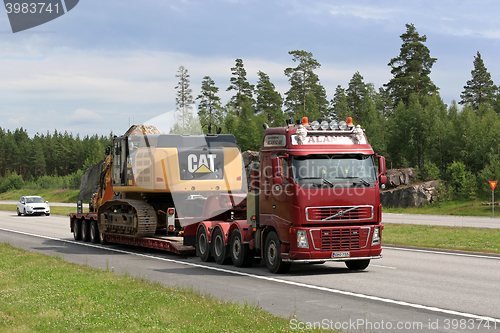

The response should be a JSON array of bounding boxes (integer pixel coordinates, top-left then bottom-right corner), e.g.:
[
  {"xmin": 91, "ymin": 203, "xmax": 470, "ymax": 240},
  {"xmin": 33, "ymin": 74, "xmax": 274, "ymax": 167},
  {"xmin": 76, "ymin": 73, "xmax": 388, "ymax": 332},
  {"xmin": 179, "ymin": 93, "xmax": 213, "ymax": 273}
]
[{"xmin": 17, "ymin": 196, "xmax": 50, "ymax": 216}]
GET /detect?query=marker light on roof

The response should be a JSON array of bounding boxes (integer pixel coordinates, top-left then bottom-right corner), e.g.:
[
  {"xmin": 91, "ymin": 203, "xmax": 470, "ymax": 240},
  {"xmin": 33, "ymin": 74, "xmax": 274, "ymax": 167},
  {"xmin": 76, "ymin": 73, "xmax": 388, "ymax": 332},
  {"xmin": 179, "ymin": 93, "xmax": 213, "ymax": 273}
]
[
  {"xmin": 330, "ymin": 120, "xmax": 338, "ymax": 130},
  {"xmin": 320, "ymin": 121, "xmax": 329, "ymax": 130},
  {"xmin": 339, "ymin": 121, "xmax": 347, "ymax": 130},
  {"xmin": 311, "ymin": 121, "xmax": 320, "ymax": 130}
]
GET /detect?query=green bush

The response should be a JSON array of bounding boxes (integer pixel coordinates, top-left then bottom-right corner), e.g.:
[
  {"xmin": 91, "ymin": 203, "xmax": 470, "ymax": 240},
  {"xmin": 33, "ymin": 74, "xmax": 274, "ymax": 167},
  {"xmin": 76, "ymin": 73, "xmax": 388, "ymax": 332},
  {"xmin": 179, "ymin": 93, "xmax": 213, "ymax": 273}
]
[
  {"xmin": 445, "ymin": 161, "xmax": 477, "ymax": 199},
  {"xmin": 0, "ymin": 172, "xmax": 25, "ymax": 193},
  {"xmin": 417, "ymin": 161, "xmax": 440, "ymax": 181},
  {"xmin": 478, "ymin": 156, "xmax": 500, "ymax": 197}
]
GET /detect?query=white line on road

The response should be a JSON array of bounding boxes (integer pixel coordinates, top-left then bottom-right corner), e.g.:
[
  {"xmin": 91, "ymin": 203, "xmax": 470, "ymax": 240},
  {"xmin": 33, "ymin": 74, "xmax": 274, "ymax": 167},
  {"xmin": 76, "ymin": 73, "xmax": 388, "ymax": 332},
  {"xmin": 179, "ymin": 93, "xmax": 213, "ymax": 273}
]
[
  {"xmin": 2, "ymin": 227, "xmax": 499, "ymax": 324},
  {"xmin": 370, "ymin": 264, "xmax": 397, "ymax": 269},
  {"xmin": 383, "ymin": 246, "xmax": 500, "ymax": 260}
]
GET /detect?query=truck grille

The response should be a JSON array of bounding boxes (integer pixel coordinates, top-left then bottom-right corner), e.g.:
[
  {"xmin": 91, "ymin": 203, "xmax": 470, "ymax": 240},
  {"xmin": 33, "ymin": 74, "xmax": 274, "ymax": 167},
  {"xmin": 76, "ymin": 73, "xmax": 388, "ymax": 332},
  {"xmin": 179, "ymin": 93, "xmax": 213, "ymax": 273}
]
[
  {"xmin": 309, "ymin": 227, "xmax": 370, "ymax": 251},
  {"xmin": 306, "ymin": 205, "xmax": 373, "ymax": 222},
  {"xmin": 320, "ymin": 228, "xmax": 361, "ymax": 251}
]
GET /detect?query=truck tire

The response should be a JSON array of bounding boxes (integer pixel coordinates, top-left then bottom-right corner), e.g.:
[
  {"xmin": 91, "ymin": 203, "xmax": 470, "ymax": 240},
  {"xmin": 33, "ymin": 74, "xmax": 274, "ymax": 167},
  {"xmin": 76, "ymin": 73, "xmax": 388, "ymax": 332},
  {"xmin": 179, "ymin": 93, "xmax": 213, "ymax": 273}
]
[
  {"xmin": 99, "ymin": 230, "xmax": 108, "ymax": 245},
  {"xmin": 73, "ymin": 219, "xmax": 82, "ymax": 241},
  {"xmin": 196, "ymin": 227, "xmax": 212, "ymax": 262},
  {"xmin": 81, "ymin": 219, "xmax": 91, "ymax": 242},
  {"xmin": 90, "ymin": 220, "xmax": 99, "ymax": 243},
  {"xmin": 264, "ymin": 231, "xmax": 291, "ymax": 274},
  {"xmin": 345, "ymin": 259, "xmax": 370, "ymax": 270},
  {"xmin": 230, "ymin": 229, "xmax": 253, "ymax": 267},
  {"xmin": 212, "ymin": 227, "xmax": 230, "ymax": 265}
]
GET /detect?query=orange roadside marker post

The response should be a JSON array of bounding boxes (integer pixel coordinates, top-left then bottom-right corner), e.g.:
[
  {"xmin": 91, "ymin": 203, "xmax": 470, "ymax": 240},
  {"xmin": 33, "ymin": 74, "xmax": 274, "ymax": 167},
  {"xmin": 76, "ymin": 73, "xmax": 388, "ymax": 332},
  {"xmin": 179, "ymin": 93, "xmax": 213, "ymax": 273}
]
[{"xmin": 489, "ymin": 181, "xmax": 497, "ymax": 217}]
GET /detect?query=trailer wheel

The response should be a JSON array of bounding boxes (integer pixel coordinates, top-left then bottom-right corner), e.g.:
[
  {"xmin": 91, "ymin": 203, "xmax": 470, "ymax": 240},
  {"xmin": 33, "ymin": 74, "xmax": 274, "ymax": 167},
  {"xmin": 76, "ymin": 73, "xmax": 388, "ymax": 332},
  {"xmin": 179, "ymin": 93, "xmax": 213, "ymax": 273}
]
[
  {"xmin": 230, "ymin": 229, "xmax": 253, "ymax": 267},
  {"xmin": 99, "ymin": 229, "xmax": 108, "ymax": 245},
  {"xmin": 90, "ymin": 220, "xmax": 99, "ymax": 243},
  {"xmin": 212, "ymin": 227, "xmax": 230, "ymax": 265},
  {"xmin": 345, "ymin": 259, "xmax": 370, "ymax": 270},
  {"xmin": 264, "ymin": 231, "xmax": 291, "ymax": 274},
  {"xmin": 196, "ymin": 227, "xmax": 212, "ymax": 262},
  {"xmin": 73, "ymin": 219, "xmax": 82, "ymax": 241},
  {"xmin": 81, "ymin": 219, "xmax": 91, "ymax": 242}
]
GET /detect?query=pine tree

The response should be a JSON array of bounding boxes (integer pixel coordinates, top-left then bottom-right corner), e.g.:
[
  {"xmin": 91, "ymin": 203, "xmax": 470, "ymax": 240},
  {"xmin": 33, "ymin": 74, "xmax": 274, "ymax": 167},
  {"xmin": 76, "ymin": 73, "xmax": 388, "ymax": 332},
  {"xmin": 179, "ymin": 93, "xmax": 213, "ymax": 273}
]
[
  {"xmin": 227, "ymin": 59, "xmax": 254, "ymax": 117},
  {"xmin": 330, "ymin": 85, "xmax": 349, "ymax": 121},
  {"xmin": 174, "ymin": 66, "xmax": 195, "ymax": 130},
  {"xmin": 459, "ymin": 51, "xmax": 498, "ymax": 109},
  {"xmin": 255, "ymin": 71, "xmax": 283, "ymax": 124},
  {"xmin": 284, "ymin": 50, "xmax": 327, "ymax": 118},
  {"xmin": 385, "ymin": 23, "xmax": 438, "ymax": 105},
  {"xmin": 347, "ymin": 72, "xmax": 368, "ymax": 122},
  {"xmin": 197, "ymin": 76, "xmax": 221, "ymax": 130}
]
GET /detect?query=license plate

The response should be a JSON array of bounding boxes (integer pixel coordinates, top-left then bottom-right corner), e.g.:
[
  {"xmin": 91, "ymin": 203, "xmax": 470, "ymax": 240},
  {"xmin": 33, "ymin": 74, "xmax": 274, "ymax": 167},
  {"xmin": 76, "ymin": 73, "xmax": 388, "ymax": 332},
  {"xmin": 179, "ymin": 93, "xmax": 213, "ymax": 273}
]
[{"xmin": 332, "ymin": 251, "xmax": 350, "ymax": 258}]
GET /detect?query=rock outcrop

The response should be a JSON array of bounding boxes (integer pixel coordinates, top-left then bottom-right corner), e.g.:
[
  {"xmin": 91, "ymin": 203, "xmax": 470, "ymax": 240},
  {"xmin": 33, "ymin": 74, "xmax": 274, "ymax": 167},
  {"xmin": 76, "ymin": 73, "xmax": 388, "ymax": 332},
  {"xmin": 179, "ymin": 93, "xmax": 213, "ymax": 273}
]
[
  {"xmin": 78, "ymin": 161, "xmax": 104, "ymax": 201},
  {"xmin": 380, "ymin": 180, "xmax": 439, "ymax": 208},
  {"xmin": 385, "ymin": 168, "xmax": 416, "ymax": 188}
]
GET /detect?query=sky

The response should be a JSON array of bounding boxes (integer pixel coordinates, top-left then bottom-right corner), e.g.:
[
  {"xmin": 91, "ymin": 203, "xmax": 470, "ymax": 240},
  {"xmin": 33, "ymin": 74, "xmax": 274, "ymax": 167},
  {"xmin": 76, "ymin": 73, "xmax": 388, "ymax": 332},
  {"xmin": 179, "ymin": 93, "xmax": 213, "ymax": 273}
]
[{"xmin": 0, "ymin": 0, "xmax": 499, "ymax": 137}]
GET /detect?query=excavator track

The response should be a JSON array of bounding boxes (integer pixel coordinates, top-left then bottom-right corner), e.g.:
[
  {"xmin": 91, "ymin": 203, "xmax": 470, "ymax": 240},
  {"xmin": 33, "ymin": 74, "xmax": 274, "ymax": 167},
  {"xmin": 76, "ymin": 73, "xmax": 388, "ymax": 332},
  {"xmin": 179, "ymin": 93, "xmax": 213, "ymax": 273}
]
[{"xmin": 98, "ymin": 199, "xmax": 157, "ymax": 237}]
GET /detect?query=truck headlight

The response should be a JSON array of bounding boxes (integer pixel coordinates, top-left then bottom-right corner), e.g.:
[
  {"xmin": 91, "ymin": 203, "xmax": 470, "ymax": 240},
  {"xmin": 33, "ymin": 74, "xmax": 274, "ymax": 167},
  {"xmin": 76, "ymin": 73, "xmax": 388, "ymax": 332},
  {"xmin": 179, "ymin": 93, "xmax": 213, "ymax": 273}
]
[
  {"xmin": 297, "ymin": 230, "xmax": 309, "ymax": 248},
  {"xmin": 371, "ymin": 227, "xmax": 380, "ymax": 245}
]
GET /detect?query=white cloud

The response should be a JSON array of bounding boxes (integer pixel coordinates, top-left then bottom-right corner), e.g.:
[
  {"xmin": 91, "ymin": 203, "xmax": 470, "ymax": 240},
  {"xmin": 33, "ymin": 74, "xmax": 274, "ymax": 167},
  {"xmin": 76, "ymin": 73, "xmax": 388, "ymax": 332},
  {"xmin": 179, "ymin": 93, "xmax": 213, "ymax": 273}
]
[
  {"xmin": 71, "ymin": 108, "xmax": 103, "ymax": 121},
  {"xmin": 7, "ymin": 116, "xmax": 27, "ymax": 125},
  {"xmin": 328, "ymin": 5, "xmax": 398, "ymax": 20}
]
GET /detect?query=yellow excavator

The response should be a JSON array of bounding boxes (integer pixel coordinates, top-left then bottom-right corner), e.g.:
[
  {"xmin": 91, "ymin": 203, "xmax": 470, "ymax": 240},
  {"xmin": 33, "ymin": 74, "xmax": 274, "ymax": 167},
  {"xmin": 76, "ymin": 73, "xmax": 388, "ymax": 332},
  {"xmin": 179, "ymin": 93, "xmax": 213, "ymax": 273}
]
[{"xmin": 89, "ymin": 125, "xmax": 244, "ymax": 238}]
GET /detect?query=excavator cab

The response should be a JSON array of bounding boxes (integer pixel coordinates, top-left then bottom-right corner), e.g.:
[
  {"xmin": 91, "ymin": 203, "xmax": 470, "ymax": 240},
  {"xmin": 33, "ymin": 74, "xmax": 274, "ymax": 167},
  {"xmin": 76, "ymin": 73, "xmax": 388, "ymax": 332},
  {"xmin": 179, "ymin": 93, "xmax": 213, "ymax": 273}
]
[{"xmin": 112, "ymin": 137, "xmax": 128, "ymax": 187}]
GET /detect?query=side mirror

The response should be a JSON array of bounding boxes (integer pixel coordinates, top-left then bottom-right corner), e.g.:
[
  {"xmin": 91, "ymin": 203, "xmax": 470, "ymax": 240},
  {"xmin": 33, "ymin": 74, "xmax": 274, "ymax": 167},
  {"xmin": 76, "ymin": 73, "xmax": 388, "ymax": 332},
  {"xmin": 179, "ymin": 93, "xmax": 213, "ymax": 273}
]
[
  {"xmin": 271, "ymin": 156, "xmax": 282, "ymax": 177},
  {"xmin": 272, "ymin": 176, "xmax": 283, "ymax": 185},
  {"xmin": 379, "ymin": 175, "xmax": 387, "ymax": 184},
  {"xmin": 377, "ymin": 155, "xmax": 386, "ymax": 175}
]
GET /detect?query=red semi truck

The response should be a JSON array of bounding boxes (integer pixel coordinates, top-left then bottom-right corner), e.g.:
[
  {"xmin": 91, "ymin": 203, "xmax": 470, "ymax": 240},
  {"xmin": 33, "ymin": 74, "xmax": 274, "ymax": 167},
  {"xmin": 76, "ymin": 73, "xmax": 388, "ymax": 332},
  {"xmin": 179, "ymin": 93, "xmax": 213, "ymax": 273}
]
[{"xmin": 70, "ymin": 117, "xmax": 386, "ymax": 273}]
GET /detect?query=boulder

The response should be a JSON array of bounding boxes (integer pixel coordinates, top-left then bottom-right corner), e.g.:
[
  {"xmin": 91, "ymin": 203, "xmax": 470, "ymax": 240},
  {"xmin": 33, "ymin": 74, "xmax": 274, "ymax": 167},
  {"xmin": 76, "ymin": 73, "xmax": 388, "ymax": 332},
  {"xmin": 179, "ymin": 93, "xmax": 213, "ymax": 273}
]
[
  {"xmin": 78, "ymin": 161, "xmax": 104, "ymax": 201},
  {"xmin": 385, "ymin": 168, "xmax": 416, "ymax": 189},
  {"xmin": 380, "ymin": 180, "xmax": 439, "ymax": 208}
]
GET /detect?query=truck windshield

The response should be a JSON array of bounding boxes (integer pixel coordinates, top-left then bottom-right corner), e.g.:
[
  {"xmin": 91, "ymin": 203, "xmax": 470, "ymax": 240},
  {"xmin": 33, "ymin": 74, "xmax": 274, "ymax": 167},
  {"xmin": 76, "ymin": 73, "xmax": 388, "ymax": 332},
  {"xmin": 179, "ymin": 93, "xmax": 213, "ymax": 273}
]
[{"xmin": 291, "ymin": 154, "xmax": 377, "ymax": 186}]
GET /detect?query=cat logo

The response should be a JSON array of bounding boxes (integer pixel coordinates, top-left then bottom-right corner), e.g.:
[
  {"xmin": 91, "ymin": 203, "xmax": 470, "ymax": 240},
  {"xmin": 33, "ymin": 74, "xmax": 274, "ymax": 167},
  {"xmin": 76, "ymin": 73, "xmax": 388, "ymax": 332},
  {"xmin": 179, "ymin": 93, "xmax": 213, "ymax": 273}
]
[{"xmin": 188, "ymin": 154, "xmax": 217, "ymax": 173}]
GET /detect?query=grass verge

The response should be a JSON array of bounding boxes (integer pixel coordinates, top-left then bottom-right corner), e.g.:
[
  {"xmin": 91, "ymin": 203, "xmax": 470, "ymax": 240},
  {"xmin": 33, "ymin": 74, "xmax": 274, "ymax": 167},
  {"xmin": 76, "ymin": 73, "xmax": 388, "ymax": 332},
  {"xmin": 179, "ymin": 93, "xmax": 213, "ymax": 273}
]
[
  {"xmin": 0, "ymin": 244, "xmax": 330, "ymax": 333},
  {"xmin": 382, "ymin": 199, "xmax": 500, "ymax": 217},
  {"xmin": 383, "ymin": 224, "xmax": 500, "ymax": 254},
  {"xmin": 0, "ymin": 204, "xmax": 77, "ymax": 216},
  {"xmin": 0, "ymin": 188, "xmax": 80, "ymax": 203}
]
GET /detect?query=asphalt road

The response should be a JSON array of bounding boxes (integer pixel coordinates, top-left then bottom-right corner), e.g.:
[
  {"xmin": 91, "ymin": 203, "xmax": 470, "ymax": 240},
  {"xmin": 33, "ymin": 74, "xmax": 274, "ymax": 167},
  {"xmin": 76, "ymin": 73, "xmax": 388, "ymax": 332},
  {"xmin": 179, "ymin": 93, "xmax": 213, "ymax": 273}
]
[
  {"xmin": 1, "ymin": 211, "xmax": 499, "ymax": 332},
  {"xmin": 383, "ymin": 213, "xmax": 500, "ymax": 229}
]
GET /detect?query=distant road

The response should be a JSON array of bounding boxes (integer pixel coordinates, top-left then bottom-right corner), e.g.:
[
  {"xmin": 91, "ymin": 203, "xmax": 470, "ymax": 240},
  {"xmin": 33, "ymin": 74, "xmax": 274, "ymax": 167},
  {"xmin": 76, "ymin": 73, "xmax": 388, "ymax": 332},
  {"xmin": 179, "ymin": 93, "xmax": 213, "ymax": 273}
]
[
  {"xmin": 383, "ymin": 213, "xmax": 500, "ymax": 229},
  {"xmin": 0, "ymin": 200, "xmax": 89, "ymax": 208},
  {"xmin": 1, "ymin": 201, "xmax": 498, "ymax": 228}
]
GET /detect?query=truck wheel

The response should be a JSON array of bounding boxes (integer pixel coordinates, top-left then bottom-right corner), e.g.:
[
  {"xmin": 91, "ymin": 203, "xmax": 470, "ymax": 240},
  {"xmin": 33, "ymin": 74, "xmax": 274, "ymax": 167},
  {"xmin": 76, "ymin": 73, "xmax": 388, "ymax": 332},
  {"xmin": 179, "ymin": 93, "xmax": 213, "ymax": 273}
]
[
  {"xmin": 81, "ymin": 219, "xmax": 91, "ymax": 242},
  {"xmin": 99, "ymin": 229, "xmax": 108, "ymax": 245},
  {"xmin": 73, "ymin": 219, "xmax": 82, "ymax": 241},
  {"xmin": 345, "ymin": 259, "xmax": 370, "ymax": 270},
  {"xmin": 230, "ymin": 229, "xmax": 253, "ymax": 267},
  {"xmin": 212, "ymin": 227, "xmax": 230, "ymax": 265},
  {"xmin": 196, "ymin": 227, "xmax": 213, "ymax": 262},
  {"xmin": 264, "ymin": 231, "xmax": 291, "ymax": 274},
  {"xmin": 90, "ymin": 220, "xmax": 99, "ymax": 243}
]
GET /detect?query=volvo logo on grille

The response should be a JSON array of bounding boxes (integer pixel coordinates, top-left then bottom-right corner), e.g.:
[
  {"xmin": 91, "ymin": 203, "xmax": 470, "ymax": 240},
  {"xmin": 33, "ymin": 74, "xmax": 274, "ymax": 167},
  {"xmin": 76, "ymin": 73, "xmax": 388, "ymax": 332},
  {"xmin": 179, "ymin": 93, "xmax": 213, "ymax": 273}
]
[{"xmin": 338, "ymin": 210, "xmax": 344, "ymax": 217}]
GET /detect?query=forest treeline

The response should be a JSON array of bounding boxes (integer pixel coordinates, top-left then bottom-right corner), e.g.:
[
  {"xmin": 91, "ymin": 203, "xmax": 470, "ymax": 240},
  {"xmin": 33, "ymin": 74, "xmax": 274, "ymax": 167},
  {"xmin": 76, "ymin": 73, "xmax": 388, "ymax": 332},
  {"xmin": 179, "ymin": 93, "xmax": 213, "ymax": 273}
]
[
  {"xmin": 0, "ymin": 128, "xmax": 112, "ymax": 192},
  {"xmin": 2, "ymin": 23, "xmax": 500, "ymax": 199}
]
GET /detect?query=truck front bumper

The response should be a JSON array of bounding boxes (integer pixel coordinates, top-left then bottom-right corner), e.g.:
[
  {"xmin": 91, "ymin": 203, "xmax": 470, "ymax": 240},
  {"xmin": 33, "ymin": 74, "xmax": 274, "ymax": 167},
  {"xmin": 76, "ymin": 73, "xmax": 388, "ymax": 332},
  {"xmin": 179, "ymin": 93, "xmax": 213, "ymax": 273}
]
[{"xmin": 284, "ymin": 254, "xmax": 382, "ymax": 263}]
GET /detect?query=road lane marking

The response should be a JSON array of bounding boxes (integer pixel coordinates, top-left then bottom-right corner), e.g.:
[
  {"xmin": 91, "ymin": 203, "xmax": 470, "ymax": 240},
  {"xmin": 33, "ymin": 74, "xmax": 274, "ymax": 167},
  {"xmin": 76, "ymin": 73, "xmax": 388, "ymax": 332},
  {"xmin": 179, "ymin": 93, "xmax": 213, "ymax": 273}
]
[
  {"xmin": 1, "ymin": 227, "xmax": 499, "ymax": 324},
  {"xmin": 383, "ymin": 246, "xmax": 500, "ymax": 260},
  {"xmin": 371, "ymin": 264, "xmax": 397, "ymax": 269}
]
